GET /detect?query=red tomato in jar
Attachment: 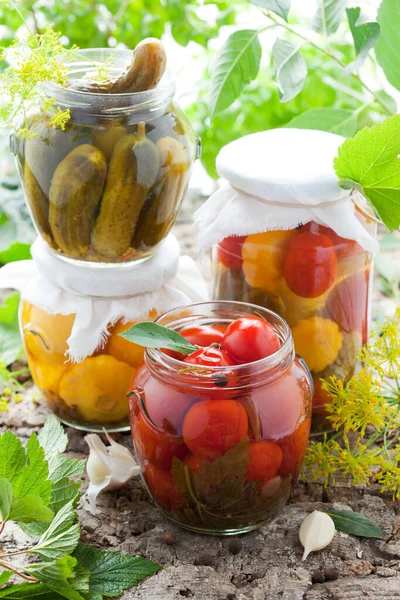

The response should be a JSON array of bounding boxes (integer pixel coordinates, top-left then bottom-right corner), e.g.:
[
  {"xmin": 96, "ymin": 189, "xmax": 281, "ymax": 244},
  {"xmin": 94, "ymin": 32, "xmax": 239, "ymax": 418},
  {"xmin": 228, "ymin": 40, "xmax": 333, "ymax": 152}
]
[
  {"xmin": 326, "ymin": 271, "xmax": 370, "ymax": 339},
  {"xmin": 144, "ymin": 463, "xmax": 182, "ymax": 512},
  {"xmin": 246, "ymin": 440, "xmax": 283, "ymax": 484},
  {"xmin": 283, "ymin": 231, "xmax": 337, "ymax": 298},
  {"xmin": 217, "ymin": 236, "xmax": 246, "ymax": 270},
  {"xmin": 303, "ymin": 222, "xmax": 363, "ymax": 262},
  {"xmin": 184, "ymin": 346, "xmax": 234, "ymax": 368},
  {"xmin": 252, "ymin": 361, "xmax": 311, "ymax": 440},
  {"xmin": 181, "ymin": 325, "xmax": 226, "ymax": 347},
  {"xmin": 277, "ymin": 417, "xmax": 311, "ymax": 478},
  {"xmin": 142, "ymin": 378, "xmax": 196, "ymax": 435},
  {"xmin": 183, "ymin": 346, "xmax": 238, "ymax": 398},
  {"xmin": 134, "ymin": 413, "xmax": 188, "ymax": 470},
  {"xmin": 221, "ymin": 316, "xmax": 281, "ymax": 364},
  {"xmin": 184, "ymin": 453, "xmax": 207, "ymax": 472},
  {"xmin": 182, "ymin": 399, "xmax": 248, "ymax": 460}
]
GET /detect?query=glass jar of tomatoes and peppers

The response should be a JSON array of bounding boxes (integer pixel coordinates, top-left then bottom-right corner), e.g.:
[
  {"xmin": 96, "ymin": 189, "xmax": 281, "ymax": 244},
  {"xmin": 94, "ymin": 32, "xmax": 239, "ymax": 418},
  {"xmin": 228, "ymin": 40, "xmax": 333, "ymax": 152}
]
[
  {"xmin": 128, "ymin": 301, "xmax": 313, "ymax": 535},
  {"xmin": 0, "ymin": 235, "xmax": 207, "ymax": 431},
  {"xmin": 195, "ymin": 129, "xmax": 379, "ymax": 432}
]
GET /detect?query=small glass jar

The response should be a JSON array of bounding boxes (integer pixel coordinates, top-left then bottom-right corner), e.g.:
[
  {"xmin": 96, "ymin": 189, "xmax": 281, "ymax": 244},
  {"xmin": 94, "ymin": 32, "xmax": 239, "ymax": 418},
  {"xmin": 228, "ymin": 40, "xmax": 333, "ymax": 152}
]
[
  {"xmin": 128, "ymin": 301, "xmax": 313, "ymax": 535},
  {"xmin": 210, "ymin": 203, "xmax": 377, "ymax": 432},
  {"xmin": 20, "ymin": 300, "xmax": 157, "ymax": 431},
  {"xmin": 12, "ymin": 49, "xmax": 198, "ymax": 265}
]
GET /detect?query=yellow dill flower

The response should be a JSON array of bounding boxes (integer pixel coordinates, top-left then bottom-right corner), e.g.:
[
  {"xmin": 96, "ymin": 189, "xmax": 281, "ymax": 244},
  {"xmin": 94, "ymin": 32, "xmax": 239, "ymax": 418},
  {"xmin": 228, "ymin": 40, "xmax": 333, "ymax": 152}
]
[
  {"xmin": 303, "ymin": 435, "xmax": 343, "ymax": 486},
  {"xmin": 49, "ymin": 107, "xmax": 70, "ymax": 131},
  {"xmin": 360, "ymin": 309, "xmax": 400, "ymax": 379},
  {"xmin": 375, "ymin": 461, "xmax": 400, "ymax": 500},
  {"xmin": 323, "ymin": 369, "xmax": 389, "ymax": 437}
]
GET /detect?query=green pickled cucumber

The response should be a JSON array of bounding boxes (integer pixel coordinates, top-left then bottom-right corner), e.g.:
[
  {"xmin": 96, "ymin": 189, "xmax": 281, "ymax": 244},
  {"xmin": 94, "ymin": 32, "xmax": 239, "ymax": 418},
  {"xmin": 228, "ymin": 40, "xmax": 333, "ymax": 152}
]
[
  {"xmin": 132, "ymin": 136, "xmax": 189, "ymax": 249},
  {"xmin": 23, "ymin": 164, "xmax": 52, "ymax": 239},
  {"xmin": 49, "ymin": 144, "xmax": 107, "ymax": 258},
  {"xmin": 92, "ymin": 123, "xmax": 159, "ymax": 260},
  {"xmin": 68, "ymin": 38, "xmax": 167, "ymax": 94},
  {"xmin": 91, "ymin": 122, "xmax": 127, "ymax": 160},
  {"xmin": 24, "ymin": 113, "xmax": 87, "ymax": 197}
]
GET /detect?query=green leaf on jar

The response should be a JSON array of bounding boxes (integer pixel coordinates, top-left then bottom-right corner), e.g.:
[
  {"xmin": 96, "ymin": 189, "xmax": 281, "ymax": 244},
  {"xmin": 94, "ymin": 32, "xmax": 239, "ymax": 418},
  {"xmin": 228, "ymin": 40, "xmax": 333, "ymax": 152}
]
[
  {"xmin": 334, "ymin": 114, "xmax": 400, "ymax": 232},
  {"xmin": 172, "ymin": 438, "xmax": 291, "ymax": 529},
  {"xmin": 312, "ymin": 0, "xmax": 347, "ymax": 36},
  {"xmin": 376, "ymin": 0, "xmax": 400, "ymax": 92},
  {"xmin": 325, "ymin": 509, "xmax": 384, "ymax": 539},
  {"xmin": 209, "ymin": 29, "xmax": 262, "ymax": 119},
  {"xmin": 272, "ymin": 38, "xmax": 307, "ymax": 103},
  {"xmin": 248, "ymin": 0, "xmax": 291, "ymax": 22},
  {"xmin": 285, "ymin": 108, "xmax": 357, "ymax": 137},
  {"xmin": 346, "ymin": 7, "xmax": 380, "ymax": 72},
  {"xmin": 119, "ymin": 322, "xmax": 198, "ymax": 355}
]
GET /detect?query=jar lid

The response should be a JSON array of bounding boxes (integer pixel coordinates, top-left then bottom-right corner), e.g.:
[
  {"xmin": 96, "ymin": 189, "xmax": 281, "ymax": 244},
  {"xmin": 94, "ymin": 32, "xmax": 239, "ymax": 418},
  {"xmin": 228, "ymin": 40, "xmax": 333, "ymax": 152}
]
[{"xmin": 216, "ymin": 128, "xmax": 348, "ymax": 206}]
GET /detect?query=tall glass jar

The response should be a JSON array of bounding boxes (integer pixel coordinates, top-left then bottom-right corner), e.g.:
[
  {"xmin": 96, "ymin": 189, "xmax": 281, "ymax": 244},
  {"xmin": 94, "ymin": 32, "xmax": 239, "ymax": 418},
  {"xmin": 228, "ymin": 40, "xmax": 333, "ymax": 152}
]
[
  {"xmin": 20, "ymin": 300, "xmax": 157, "ymax": 432},
  {"xmin": 128, "ymin": 301, "xmax": 313, "ymax": 535},
  {"xmin": 210, "ymin": 202, "xmax": 377, "ymax": 432},
  {"xmin": 11, "ymin": 49, "xmax": 198, "ymax": 265}
]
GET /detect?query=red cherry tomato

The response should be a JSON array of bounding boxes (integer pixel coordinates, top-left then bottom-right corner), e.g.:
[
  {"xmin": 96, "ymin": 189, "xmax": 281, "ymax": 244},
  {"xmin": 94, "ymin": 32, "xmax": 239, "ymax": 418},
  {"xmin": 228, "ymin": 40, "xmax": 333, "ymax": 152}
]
[
  {"xmin": 134, "ymin": 413, "xmax": 188, "ymax": 470},
  {"xmin": 182, "ymin": 399, "xmax": 248, "ymax": 460},
  {"xmin": 217, "ymin": 236, "xmax": 246, "ymax": 270},
  {"xmin": 303, "ymin": 222, "xmax": 363, "ymax": 262},
  {"xmin": 284, "ymin": 231, "xmax": 337, "ymax": 298},
  {"xmin": 181, "ymin": 325, "xmax": 226, "ymax": 347},
  {"xmin": 253, "ymin": 360, "xmax": 311, "ymax": 440},
  {"xmin": 184, "ymin": 453, "xmax": 207, "ymax": 472},
  {"xmin": 144, "ymin": 463, "xmax": 182, "ymax": 512},
  {"xmin": 277, "ymin": 417, "xmax": 311, "ymax": 478},
  {"xmin": 246, "ymin": 440, "xmax": 283, "ymax": 484},
  {"xmin": 326, "ymin": 271, "xmax": 370, "ymax": 339},
  {"xmin": 184, "ymin": 346, "xmax": 234, "ymax": 368},
  {"xmin": 142, "ymin": 377, "xmax": 197, "ymax": 435},
  {"xmin": 221, "ymin": 316, "xmax": 281, "ymax": 364}
]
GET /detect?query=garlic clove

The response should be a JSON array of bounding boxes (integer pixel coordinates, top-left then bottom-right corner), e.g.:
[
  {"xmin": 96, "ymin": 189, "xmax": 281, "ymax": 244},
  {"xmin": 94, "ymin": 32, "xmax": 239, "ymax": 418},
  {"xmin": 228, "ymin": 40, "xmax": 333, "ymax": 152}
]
[
  {"xmin": 299, "ymin": 510, "xmax": 336, "ymax": 560},
  {"xmin": 85, "ymin": 432, "xmax": 140, "ymax": 513}
]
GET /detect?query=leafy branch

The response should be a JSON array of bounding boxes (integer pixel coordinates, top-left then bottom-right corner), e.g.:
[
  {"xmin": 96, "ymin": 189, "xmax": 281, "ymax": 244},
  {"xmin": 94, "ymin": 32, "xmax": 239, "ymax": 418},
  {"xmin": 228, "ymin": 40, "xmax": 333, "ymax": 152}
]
[{"xmin": 0, "ymin": 417, "xmax": 160, "ymax": 599}]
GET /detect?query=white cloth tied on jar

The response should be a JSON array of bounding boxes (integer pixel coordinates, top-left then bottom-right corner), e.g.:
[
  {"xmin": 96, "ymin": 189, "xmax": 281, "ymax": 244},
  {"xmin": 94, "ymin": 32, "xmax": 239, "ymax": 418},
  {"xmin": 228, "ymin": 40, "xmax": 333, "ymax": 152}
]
[
  {"xmin": 195, "ymin": 128, "xmax": 379, "ymax": 253},
  {"xmin": 0, "ymin": 234, "xmax": 208, "ymax": 363}
]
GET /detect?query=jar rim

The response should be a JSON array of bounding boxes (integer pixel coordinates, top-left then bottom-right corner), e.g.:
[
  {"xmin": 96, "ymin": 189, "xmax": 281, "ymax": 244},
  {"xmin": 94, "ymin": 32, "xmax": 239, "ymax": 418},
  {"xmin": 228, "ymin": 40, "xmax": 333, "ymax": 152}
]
[
  {"xmin": 43, "ymin": 48, "xmax": 176, "ymax": 116},
  {"xmin": 146, "ymin": 300, "xmax": 295, "ymax": 389}
]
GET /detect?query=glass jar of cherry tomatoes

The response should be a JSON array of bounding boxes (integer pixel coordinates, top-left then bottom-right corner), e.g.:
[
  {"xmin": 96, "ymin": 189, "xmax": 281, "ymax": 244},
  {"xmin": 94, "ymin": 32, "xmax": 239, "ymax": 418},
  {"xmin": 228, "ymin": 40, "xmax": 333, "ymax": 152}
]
[
  {"xmin": 128, "ymin": 301, "xmax": 313, "ymax": 535},
  {"xmin": 211, "ymin": 202, "xmax": 377, "ymax": 432},
  {"xmin": 196, "ymin": 129, "xmax": 379, "ymax": 432}
]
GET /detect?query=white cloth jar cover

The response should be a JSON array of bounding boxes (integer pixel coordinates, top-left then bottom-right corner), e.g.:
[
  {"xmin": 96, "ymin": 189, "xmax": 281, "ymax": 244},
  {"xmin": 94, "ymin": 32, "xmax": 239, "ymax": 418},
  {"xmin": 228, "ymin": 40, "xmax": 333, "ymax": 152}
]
[
  {"xmin": 0, "ymin": 234, "xmax": 208, "ymax": 363},
  {"xmin": 195, "ymin": 128, "xmax": 379, "ymax": 254}
]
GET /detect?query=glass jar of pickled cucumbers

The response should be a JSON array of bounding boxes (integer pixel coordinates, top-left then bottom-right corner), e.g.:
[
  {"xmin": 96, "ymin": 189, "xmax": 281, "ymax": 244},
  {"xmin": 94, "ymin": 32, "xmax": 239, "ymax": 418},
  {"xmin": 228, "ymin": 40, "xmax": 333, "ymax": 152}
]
[
  {"xmin": 128, "ymin": 301, "xmax": 313, "ymax": 535},
  {"xmin": 12, "ymin": 47, "xmax": 198, "ymax": 265},
  {"xmin": 210, "ymin": 202, "xmax": 377, "ymax": 432},
  {"xmin": 20, "ymin": 300, "xmax": 157, "ymax": 431}
]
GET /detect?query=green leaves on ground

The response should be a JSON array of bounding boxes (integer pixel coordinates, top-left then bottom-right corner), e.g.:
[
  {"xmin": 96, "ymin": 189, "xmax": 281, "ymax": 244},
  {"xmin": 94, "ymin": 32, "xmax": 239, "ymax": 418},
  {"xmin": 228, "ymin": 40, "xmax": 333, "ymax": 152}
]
[
  {"xmin": 346, "ymin": 8, "xmax": 380, "ymax": 72},
  {"xmin": 120, "ymin": 322, "xmax": 198, "ymax": 355},
  {"xmin": 0, "ymin": 418, "xmax": 160, "ymax": 598},
  {"xmin": 209, "ymin": 29, "xmax": 261, "ymax": 118},
  {"xmin": 73, "ymin": 544, "xmax": 161, "ymax": 600},
  {"xmin": 0, "ymin": 293, "xmax": 23, "ymax": 366},
  {"xmin": 334, "ymin": 114, "xmax": 400, "ymax": 232},
  {"xmin": 325, "ymin": 509, "xmax": 384, "ymax": 539},
  {"xmin": 376, "ymin": 0, "xmax": 400, "ymax": 91},
  {"xmin": 248, "ymin": 0, "xmax": 291, "ymax": 21},
  {"xmin": 31, "ymin": 501, "xmax": 80, "ymax": 560},
  {"xmin": 285, "ymin": 108, "xmax": 357, "ymax": 137},
  {"xmin": 313, "ymin": 0, "xmax": 347, "ymax": 36},
  {"xmin": 0, "ymin": 479, "xmax": 12, "ymax": 522},
  {"xmin": 272, "ymin": 39, "xmax": 307, "ymax": 103}
]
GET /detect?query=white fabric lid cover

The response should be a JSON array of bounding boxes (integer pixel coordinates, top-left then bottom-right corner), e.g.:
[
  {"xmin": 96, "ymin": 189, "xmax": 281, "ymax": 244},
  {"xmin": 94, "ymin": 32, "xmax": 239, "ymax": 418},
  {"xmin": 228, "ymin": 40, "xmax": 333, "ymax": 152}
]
[
  {"xmin": 195, "ymin": 128, "xmax": 378, "ymax": 253},
  {"xmin": 0, "ymin": 237, "xmax": 209, "ymax": 362},
  {"xmin": 216, "ymin": 128, "xmax": 348, "ymax": 205},
  {"xmin": 31, "ymin": 234, "xmax": 181, "ymax": 298}
]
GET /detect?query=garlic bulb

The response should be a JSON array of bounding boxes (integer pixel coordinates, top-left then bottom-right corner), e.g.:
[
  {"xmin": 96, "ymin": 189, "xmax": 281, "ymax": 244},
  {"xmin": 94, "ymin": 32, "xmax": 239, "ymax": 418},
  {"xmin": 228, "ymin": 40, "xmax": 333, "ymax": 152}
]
[
  {"xmin": 299, "ymin": 510, "xmax": 336, "ymax": 560},
  {"xmin": 85, "ymin": 430, "xmax": 140, "ymax": 513}
]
